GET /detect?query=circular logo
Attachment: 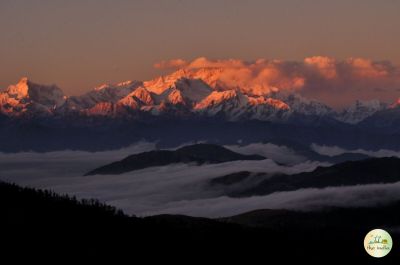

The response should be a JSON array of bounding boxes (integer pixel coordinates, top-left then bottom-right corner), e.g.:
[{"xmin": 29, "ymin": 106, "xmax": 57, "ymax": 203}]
[{"xmin": 364, "ymin": 229, "xmax": 393, "ymax": 258}]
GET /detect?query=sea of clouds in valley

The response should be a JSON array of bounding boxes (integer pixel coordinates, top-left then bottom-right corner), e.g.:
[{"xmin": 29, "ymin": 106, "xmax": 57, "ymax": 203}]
[
  {"xmin": 1, "ymin": 142, "xmax": 400, "ymax": 218},
  {"xmin": 311, "ymin": 143, "xmax": 400, "ymax": 158}
]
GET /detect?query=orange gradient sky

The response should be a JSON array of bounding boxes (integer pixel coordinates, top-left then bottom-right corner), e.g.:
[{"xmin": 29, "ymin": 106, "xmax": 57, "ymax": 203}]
[{"xmin": 1, "ymin": 0, "xmax": 399, "ymax": 104}]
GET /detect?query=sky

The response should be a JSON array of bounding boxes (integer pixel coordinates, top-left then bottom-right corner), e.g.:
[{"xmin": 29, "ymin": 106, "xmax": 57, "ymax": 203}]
[{"xmin": 1, "ymin": 0, "xmax": 400, "ymax": 100}]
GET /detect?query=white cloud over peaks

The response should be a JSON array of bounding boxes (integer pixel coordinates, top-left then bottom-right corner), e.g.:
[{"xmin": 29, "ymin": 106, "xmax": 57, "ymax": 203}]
[
  {"xmin": 153, "ymin": 59, "xmax": 188, "ymax": 69},
  {"xmin": 154, "ymin": 56, "xmax": 400, "ymax": 107}
]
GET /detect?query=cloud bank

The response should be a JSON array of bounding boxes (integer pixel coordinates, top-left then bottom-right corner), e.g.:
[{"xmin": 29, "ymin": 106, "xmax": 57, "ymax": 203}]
[
  {"xmin": 2, "ymin": 141, "xmax": 397, "ymax": 218},
  {"xmin": 2, "ymin": 148, "xmax": 398, "ymax": 218},
  {"xmin": 311, "ymin": 143, "xmax": 400, "ymax": 158},
  {"xmin": 0, "ymin": 143, "xmax": 329, "ymax": 218},
  {"xmin": 226, "ymin": 143, "xmax": 306, "ymax": 165},
  {"xmin": 2, "ymin": 142, "xmax": 399, "ymax": 218},
  {"xmin": 155, "ymin": 56, "xmax": 400, "ymax": 108},
  {"xmin": 140, "ymin": 182, "xmax": 400, "ymax": 217}
]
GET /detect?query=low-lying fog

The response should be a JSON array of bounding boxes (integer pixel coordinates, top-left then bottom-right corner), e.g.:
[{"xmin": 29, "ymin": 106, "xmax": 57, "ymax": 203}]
[{"xmin": 1, "ymin": 142, "xmax": 400, "ymax": 218}]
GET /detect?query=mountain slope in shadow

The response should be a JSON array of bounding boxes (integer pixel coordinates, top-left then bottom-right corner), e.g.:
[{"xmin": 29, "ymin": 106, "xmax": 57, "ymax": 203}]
[{"xmin": 85, "ymin": 143, "xmax": 265, "ymax": 175}]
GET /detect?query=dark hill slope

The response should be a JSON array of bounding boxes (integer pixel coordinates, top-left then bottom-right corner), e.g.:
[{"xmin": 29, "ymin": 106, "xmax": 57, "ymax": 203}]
[
  {"xmin": 85, "ymin": 143, "xmax": 265, "ymax": 175},
  {"xmin": 1, "ymin": 181, "xmax": 400, "ymax": 264}
]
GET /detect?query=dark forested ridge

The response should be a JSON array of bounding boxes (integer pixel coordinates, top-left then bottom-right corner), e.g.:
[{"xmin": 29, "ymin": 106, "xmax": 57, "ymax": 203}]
[
  {"xmin": 85, "ymin": 143, "xmax": 265, "ymax": 175},
  {"xmin": 1, "ymin": 181, "xmax": 399, "ymax": 264}
]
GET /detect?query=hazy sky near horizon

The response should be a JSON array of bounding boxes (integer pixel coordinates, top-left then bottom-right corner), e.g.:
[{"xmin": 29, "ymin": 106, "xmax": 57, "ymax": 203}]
[{"xmin": 1, "ymin": 0, "xmax": 399, "ymax": 98}]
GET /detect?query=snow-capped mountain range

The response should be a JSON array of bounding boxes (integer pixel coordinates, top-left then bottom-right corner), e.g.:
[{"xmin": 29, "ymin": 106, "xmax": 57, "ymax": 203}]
[
  {"xmin": 335, "ymin": 100, "xmax": 387, "ymax": 124},
  {"xmin": 1, "ymin": 69, "xmax": 399, "ymax": 124}
]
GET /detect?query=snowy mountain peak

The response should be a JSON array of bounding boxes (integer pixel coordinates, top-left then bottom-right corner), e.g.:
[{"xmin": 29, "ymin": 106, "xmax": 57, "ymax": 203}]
[
  {"xmin": 6, "ymin": 77, "xmax": 31, "ymax": 99},
  {"xmin": 94, "ymin": 84, "xmax": 109, "ymax": 91},
  {"xmin": 247, "ymin": 96, "xmax": 289, "ymax": 110},
  {"xmin": 143, "ymin": 76, "xmax": 174, "ymax": 94},
  {"xmin": 128, "ymin": 87, "xmax": 154, "ymax": 105},
  {"xmin": 272, "ymin": 92, "xmax": 333, "ymax": 116},
  {"xmin": 180, "ymin": 68, "xmax": 225, "ymax": 90},
  {"xmin": 64, "ymin": 80, "xmax": 142, "ymax": 111},
  {"xmin": 172, "ymin": 78, "xmax": 212, "ymax": 103},
  {"xmin": 194, "ymin": 90, "xmax": 244, "ymax": 110},
  {"xmin": 337, "ymin": 99, "xmax": 387, "ymax": 124},
  {"xmin": 354, "ymin": 99, "xmax": 382, "ymax": 108},
  {"xmin": 116, "ymin": 80, "xmax": 136, "ymax": 87},
  {"xmin": 93, "ymin": 80, "xmax": 140, "ymax": 92},
  {"xmin": 143, "ymin": 68, "xmax": 225, "ymax": 95},
  {"xmin": 19, "ymin": 77, "xmax": 29, "ymax": 83},
  {"xmin": 1, "ymin": 76, "xmax": 398, "ymax": 124},
  {"xmin": 0, "ymin": 78, "xmax": 66, "ymax": 116},
  {"xmin": 166, "ymin": 89, "xmax": 185, "ymax": 105}
]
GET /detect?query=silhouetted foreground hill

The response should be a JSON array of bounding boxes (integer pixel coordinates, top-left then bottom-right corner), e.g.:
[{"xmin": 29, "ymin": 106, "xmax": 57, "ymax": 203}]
[
  {"xmin": 1, "ymin": 181, "xmax": 399, "ymax": 264},
  {"xmin": 85, "ymin": 143, "xmax": 265, "ymax": 175}
]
